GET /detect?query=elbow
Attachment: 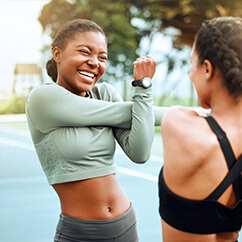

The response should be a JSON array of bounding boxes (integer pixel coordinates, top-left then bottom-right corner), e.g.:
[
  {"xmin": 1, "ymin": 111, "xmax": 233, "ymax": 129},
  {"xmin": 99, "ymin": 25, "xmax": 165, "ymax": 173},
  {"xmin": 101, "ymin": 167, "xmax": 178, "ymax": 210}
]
[
  {"xmin": 130, "ymin": 152, "xmax": 151, "ymax": 164},
  {"xmin": 134, "ymin": 159, "xmax": 148, "ymax": 164}
]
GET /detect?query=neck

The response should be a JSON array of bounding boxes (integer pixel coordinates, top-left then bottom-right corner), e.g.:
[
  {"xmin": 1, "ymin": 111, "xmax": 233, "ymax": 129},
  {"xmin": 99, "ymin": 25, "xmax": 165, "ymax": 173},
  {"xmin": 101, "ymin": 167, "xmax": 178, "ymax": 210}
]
[{"xmin": 210, "ymin": 91, "xmax": 242, "ymax": 119}]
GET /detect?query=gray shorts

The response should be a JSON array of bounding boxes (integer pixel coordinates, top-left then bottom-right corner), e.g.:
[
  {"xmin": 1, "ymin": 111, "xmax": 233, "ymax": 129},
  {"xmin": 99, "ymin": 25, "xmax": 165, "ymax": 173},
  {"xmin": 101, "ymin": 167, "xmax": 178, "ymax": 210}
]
[{"xmin": 54, "ymin": 204, "xmax": 138, "ymax": 242}]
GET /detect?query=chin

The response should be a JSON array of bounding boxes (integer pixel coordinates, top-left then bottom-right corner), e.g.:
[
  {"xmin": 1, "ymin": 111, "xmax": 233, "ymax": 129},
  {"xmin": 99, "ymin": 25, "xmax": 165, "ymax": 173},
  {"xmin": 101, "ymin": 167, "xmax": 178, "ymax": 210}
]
[
  {"xmin": 79, "ymin": 84, "xmax": 94, "ymax": 92},
  {"xmin": 197, "ymin": 96, "xmax": 210, "ymax": 109},
  {"xmin": 200, "ymin": 102, "xmax": 210, "ymax": 109}
]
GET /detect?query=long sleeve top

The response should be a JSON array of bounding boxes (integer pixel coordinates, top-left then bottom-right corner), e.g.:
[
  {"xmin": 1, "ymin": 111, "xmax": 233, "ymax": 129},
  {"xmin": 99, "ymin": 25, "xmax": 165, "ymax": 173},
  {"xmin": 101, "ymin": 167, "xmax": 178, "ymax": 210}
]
[{"xmin": 26, "ymin": 82, "xmax": 163, "ymax": 185}]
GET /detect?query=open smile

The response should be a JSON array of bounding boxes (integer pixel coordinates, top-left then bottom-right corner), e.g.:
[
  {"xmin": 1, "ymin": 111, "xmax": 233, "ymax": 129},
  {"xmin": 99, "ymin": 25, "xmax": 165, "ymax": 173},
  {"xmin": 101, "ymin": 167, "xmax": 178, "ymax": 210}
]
[{"xmin": 78, "ymin": 70, "xmax": 97, "ymax": 80}]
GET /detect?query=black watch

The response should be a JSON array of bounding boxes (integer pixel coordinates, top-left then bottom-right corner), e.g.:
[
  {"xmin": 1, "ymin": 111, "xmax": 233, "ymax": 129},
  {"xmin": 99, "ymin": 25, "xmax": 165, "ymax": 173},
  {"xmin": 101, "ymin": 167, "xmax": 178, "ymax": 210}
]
[{"xmin": 132, "ymin": 77, "xmax": 152, "ymax": 89}]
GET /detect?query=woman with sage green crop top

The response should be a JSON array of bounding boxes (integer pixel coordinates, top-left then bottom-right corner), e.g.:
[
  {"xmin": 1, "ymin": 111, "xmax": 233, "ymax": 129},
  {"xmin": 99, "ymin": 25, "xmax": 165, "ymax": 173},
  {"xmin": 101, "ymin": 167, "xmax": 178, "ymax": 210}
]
[{"xmin": 26, "ymin": 19, "xmax": 165, "ymax": 242}]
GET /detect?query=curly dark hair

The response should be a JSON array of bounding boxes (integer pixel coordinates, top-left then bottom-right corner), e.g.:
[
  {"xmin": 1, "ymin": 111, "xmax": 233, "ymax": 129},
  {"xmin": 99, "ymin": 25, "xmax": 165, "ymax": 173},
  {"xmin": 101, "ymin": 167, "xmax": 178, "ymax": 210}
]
[
  {"xmin": 46, "ymin": 19, "xmax": 106, "ymax": 82},
  {"xmin": 195, "ymin": 16, "xmax": 242, "ymax": 98}
]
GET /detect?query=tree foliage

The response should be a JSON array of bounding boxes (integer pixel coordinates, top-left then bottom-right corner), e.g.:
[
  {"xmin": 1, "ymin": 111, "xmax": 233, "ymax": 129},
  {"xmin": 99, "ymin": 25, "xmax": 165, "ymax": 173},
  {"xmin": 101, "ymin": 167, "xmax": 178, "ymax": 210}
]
[
  {"xmin": 130, "ymin": 0, "xmax": 242, "ymax": 47},
  {"xmin": 128, "ymin": 0, "xmax": 242, "ymax": 105}
]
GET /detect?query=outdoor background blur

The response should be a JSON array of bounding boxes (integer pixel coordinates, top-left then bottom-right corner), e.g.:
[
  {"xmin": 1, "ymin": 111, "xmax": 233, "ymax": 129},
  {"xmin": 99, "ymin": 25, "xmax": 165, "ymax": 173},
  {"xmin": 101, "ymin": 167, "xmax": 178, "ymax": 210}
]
[
  {"xmin": 1, "ymin": 1, "xmax": 242, "ymax": 242},
  {"xmin": 1, "ymin": 0, "xmax": 241, "ymax": 113}
]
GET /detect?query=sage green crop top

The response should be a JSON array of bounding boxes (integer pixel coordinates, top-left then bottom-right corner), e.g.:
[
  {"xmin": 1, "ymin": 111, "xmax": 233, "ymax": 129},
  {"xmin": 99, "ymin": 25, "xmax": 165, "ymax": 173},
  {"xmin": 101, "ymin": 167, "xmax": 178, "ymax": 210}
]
[{"xmin": 26, "ymin": 82, "xmax": 164, "ymax": 185}]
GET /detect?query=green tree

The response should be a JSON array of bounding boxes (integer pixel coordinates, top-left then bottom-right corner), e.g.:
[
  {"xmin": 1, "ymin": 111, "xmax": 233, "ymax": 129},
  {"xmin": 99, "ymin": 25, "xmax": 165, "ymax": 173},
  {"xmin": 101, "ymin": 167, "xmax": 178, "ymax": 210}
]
[
  {"xmin": 128, "ymin": 0, "xmax": 242, "ymax": 105},
  {"xmin": 130, "ymin": 0, "xmax": 242, "ymax": 47}
]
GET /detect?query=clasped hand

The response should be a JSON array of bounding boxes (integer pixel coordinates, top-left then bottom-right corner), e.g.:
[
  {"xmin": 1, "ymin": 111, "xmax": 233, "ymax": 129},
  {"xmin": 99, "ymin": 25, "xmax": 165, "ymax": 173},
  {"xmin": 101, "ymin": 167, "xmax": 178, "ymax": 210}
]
[{"xmin": 133, "ymin": 54, "xmax": 156, "ymax": 80}]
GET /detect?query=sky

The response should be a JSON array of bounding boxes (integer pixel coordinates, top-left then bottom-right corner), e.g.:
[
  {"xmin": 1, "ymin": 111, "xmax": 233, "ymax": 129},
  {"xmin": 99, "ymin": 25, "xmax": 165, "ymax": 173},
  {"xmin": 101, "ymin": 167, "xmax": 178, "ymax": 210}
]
[{"xmin": 0, "ymin": 0, "xmax": 50, "ymax": 91}]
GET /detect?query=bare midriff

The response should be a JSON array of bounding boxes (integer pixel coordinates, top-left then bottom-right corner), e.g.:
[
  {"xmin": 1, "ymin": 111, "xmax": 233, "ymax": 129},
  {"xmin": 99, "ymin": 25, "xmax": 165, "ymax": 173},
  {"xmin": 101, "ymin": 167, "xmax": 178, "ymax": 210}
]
[{"xmin": 52, "ymin": 174, "xmax": 130, "ymax": 220}]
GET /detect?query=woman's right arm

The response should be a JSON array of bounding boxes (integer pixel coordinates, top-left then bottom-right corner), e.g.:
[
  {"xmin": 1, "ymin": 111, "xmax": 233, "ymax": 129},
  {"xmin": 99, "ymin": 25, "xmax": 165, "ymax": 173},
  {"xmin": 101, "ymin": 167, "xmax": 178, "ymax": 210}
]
[
  {"xmin": 26, "ymin": 83, "xmax": 134, "ymax": 133},
  {"xmin": 26, "ymin": 83, "xmax": 169, "ymax": 133},
  {"xmin": 154, "ymin": 106, "xmax": 169, "ymax": 126}
]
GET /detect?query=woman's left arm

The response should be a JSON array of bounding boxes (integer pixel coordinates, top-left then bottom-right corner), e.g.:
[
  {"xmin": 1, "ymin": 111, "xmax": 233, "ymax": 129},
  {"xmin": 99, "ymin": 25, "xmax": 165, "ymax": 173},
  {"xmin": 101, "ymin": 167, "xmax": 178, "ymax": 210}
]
[
  {"xmin": 113, "ymin": 87, "xmax": 154, "ymax": 163},
  {"xmin": 113, "ymin": 55, "xmax": 156, "ymax": 163}
]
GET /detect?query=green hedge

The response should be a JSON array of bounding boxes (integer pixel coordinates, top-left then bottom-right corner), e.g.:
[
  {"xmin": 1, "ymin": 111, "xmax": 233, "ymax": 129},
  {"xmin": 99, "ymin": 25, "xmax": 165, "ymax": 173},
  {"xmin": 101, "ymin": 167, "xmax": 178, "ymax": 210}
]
[{"xmin": 0, "ymin": 95, "xmax": 26, "ymax": 114}]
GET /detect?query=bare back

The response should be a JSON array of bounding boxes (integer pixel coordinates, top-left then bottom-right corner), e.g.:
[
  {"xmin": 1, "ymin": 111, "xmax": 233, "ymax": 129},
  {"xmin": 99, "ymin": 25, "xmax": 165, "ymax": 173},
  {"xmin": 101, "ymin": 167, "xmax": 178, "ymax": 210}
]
[{"xmin": 160, "ymin": 106, "xmax": 242, "ymax": 242}]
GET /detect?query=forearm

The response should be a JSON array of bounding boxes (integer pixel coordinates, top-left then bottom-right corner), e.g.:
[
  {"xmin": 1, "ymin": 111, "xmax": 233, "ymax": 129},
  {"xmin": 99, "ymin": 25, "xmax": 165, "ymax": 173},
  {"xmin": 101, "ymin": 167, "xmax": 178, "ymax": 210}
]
[{"xmin": 114, "ymin": 87, "xmax": 154, "ymax": 163}]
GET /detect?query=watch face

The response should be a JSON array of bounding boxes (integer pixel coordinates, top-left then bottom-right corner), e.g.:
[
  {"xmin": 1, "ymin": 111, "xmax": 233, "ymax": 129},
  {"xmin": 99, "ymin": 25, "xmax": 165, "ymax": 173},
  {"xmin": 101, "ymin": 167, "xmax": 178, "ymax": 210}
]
[
  {"xmin": 132, "ymin": 77, "xmax": 151, "ymax": 88},
  {"xmin": 142, "ymin": 78, "xmax": 151, "ymax": 88}
]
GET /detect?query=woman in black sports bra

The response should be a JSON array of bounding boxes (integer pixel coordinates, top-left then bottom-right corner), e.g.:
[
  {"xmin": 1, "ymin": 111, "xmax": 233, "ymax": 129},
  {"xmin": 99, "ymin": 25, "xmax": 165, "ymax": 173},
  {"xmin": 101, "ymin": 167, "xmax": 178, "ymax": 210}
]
[{"xmin": 158, "ymin": 17, "xmax": 242, "ymax": 242}]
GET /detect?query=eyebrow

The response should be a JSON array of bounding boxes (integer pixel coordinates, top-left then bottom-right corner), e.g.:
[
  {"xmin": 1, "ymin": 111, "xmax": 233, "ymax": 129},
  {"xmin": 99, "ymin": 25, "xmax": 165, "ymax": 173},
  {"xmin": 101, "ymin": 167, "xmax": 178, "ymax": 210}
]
[{"xmin": 76, "ymin": 44, "xmax": 107, "ymax": 55}]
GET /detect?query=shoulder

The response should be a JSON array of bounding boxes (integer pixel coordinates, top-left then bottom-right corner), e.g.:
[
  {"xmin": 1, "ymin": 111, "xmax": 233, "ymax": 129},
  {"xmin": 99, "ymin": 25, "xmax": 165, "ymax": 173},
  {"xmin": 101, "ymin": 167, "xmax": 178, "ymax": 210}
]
[
  {"xmin": 162, "ymin": 106, "xmax": 206, "ymax": 132},
  {"xmin": 161, "ymin": 106, "xmax": 210, "ymax": 147},
  {"xmin": 161, "ymin": 106, "xmax": 199, "ymax": 147},
  {"xmin": 28, "ymin": 83, "xmax": 63, "ymax": 100},
  {"xmin": 91, "ymin": 82, "xmax": 122, "ymax": 102},
  {"xmin": 161, "ymin": 106, "xmax": 214, "ymax": 172},
  {"xmin": 26, "ymin": 83, "xmax": 68, "ymax": 111}
]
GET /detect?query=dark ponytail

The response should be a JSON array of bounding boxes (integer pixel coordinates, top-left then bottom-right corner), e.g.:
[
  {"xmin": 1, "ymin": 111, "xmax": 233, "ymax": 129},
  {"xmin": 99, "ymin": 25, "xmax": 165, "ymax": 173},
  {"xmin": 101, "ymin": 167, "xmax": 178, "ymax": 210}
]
[
  {"xmin": 46, "ymin": 58, "xmax": 57, "ymax": 82},
  {"xmin": 195, "ymin": 17, "xmax": 242, "ymax": 98}
]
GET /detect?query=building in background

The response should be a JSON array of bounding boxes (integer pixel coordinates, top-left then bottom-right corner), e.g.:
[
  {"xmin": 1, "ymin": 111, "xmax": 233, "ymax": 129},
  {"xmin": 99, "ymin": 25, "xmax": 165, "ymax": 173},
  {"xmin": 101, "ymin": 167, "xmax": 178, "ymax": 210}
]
[{"xmin": 13, "ymin": 63, "xmax": 42, "ymax": 97}]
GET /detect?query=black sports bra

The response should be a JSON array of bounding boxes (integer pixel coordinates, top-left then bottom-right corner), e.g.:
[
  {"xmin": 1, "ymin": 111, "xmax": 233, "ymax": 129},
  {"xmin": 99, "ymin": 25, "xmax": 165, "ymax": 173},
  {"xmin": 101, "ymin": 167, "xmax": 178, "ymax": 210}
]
[{"xmin": 158, "ymin": 116, "xmax": 242, "ymax": 234}]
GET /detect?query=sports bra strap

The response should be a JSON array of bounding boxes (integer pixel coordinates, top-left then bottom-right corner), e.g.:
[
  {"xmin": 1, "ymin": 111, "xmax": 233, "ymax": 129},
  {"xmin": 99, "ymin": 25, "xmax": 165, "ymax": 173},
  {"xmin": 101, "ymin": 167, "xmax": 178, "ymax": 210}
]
[
  {"xmin": 205, "ymin": 116, "xmax": 242, "ymax": 200},
  {"xmin": 205, "ymin": 155, "xmax": 242, "ymax": 200},
  {"xmin": 205, "ymin": 116, "xmax": 236, "ymax": 169}
]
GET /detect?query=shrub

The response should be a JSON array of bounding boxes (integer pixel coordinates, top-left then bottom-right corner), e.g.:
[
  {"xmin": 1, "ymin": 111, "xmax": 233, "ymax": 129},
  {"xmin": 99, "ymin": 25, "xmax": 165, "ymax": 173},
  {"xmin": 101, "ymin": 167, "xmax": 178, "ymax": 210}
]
[{"xmin": 0, "ymin": 95, "xmax": 26, "ymax": 114}]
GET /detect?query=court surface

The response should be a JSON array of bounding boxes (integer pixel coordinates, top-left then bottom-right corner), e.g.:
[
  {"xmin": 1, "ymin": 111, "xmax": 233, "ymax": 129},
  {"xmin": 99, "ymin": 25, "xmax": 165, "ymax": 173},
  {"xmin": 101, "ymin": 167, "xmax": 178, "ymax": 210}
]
[{"xmin": 1, "ymin": 115, "xmax": 241, "ymax": 242}]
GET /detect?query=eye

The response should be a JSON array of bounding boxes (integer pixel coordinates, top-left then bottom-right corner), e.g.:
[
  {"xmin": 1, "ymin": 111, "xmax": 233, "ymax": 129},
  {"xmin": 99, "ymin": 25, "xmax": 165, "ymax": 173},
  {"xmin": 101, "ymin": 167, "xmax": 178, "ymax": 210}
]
[
  {"xmin": 99, "ymin": 56, "xmax": 107, "ymax": 62},
  {"xmin": 79, "ymin": 50, "xmax": 89, "ymax": 55}
]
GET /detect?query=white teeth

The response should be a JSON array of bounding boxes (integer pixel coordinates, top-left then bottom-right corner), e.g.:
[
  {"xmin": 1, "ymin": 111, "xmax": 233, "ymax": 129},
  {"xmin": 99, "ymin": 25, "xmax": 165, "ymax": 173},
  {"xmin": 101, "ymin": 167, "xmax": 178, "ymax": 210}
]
[{"xmin": 79, "ymin": 71, "xmax": 95, "ymax": 78}]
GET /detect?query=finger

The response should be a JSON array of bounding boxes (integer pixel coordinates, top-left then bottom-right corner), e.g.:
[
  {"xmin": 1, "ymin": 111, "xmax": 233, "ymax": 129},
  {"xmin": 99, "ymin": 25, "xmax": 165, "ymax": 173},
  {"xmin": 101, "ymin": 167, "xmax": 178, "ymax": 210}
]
[
  {"xmin": 134, "ymin": 56, "xmax": 152, "ymax": 64},
  {"xmin": 133, "ymin": 57, "xmax": 143, "ymax": 65},
  {"xmin": 146, "ymin": 54, "xmax": 156, "ymax": 63}
]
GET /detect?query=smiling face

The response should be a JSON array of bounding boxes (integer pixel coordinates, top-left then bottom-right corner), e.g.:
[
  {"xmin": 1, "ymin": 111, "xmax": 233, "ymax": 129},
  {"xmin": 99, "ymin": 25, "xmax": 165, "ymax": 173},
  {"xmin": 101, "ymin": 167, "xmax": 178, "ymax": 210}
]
[{"xmin": 53, "ymin": 31, "xmax": 107, "ymax": 97}]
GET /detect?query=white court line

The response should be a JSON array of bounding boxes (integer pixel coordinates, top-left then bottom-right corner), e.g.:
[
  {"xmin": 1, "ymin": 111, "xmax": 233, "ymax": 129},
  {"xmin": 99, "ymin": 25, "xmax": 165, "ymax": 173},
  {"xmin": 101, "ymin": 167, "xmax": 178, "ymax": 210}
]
[
  {"xmin": 0, "ymin": 114, "xmax": 26, "ymax": 122},
  {"xmin": 0, "ymin": 137, "xmax": 34, "ymax": 151},
  {"xmin": 0, "ymin": 127, "xmax": 30, "ymax": 137},
  {"xmin": 149, "ymin": 154, "xmax": 163, "ymax": 163},
  {"xmin": 118, "ymin": 167, "xmax": 158, "ymax": 182}
]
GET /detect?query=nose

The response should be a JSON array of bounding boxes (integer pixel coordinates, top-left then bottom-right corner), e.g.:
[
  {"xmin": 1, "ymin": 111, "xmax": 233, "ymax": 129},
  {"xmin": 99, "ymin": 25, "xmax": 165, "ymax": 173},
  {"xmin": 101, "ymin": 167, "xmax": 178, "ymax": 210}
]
[{"xmin": 87, "ymin": 56, "xmax": 99, "ymax": 68}]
